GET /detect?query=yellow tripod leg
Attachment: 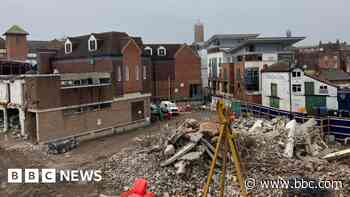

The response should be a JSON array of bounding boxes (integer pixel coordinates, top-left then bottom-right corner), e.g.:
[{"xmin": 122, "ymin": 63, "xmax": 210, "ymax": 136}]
[
  {"xmin": 227, "ymin": 133, "xmax": 250, "ymax": 197},
  {"xmin": 219, "ymin": 134, "xmax": 228, "ymax": 197},
  {"xmin": 202, "ymin": 123, "xmax": 225, "ymax": 197}
]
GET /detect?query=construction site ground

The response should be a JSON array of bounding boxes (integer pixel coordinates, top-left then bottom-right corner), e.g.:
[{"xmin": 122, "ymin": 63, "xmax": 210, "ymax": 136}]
[{"xmin": 0, "ymin": 111, "xmax": 216, "ymax": 197}]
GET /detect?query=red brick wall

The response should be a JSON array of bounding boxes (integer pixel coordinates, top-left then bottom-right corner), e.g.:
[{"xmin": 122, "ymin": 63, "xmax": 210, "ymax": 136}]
[
  {"xmin": 142, "ymin": 57, "xmax": 153, "ymax": 94},
  {"xmin": 60, "ymin": 86, "xmax": 113, "ymax": 106},
  {"xmin": 25, "ymin": 76, "xmax": 61, "ymax": 110},
  {"xmin": 52, "ymin": 59, "xmax": 114, "ymax": 74},
  {"xmin": 319, "ymin": 52, "xmax": 340, "ymax": 69},
  {"xmin": 36, "ymin": 96, "xmax": 150, "ymax": 142},
  {"xmin": 122, "ymin": 41, "xmax": 143, "ymax": 93},
  {"xmin": 5, "ymin": 35, "xmax": 28, "ymax": 61},
  {"xmin": 174, "ymin": 46, "xmax": 201, "ymax": 98}
]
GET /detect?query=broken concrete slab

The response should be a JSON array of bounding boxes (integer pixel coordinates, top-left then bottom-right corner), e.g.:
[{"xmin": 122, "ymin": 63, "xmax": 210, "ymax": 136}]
[
  {"xmin": 160, "ymin": 142, "xmax": 196, "ymax": 167},
  {"xmin": 284, "ymin": 120, "xmax": 297, "ymax": 158},
  {"xmin": 180, "ymin": 151, "xmax": 203, "ymax": 161},
  {"xmin": 322, "ymin": 148, "xmax": 350, "ymax": 160},
  {"xmin": 187, "ymin": 132, "xmax": 203, "ymax": 143}
]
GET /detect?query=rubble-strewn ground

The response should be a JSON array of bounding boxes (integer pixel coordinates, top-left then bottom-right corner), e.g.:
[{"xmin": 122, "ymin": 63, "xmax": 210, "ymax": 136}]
[
  {"xmin": 0, "ymin": 111, "xmax": 215, "ymax": 197},
  {"xmin": 1, "ymin": 111, "xmax": 350, "ymax": 197},
  {"xmin": 99, "ymin": 115, "xmax": 350, "ymax": 197}
]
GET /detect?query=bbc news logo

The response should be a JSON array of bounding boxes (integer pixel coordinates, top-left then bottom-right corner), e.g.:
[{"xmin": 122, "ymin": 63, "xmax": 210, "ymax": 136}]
[{"xmin": 8, "ymin": 169, "xmax": 102, "ymax": 183}]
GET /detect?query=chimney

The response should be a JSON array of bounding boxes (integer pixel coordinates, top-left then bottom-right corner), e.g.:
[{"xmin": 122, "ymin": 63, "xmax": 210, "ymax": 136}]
[
  {"xmin": 3, "ymin": 25, "xmax": 29, "ymax": 61},
  {"xmin": 37, "ymin": 50, "xmax": 57, "ymax": 74}
]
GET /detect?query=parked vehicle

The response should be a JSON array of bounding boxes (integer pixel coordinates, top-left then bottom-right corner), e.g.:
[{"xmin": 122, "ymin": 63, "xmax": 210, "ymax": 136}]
[
  {"xmin": 47, "ymin": 137, "xmax": 79, "ymax": 154},
  {"xmin": 160, "ymin": 101, "xmax": 179, "ymax": 115},
  {"xmin": 150, "ymin": 104, "xmax": 164, "ymax": 122}
]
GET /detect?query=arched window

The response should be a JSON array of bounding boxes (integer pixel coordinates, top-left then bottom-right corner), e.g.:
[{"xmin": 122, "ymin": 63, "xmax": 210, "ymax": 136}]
[
  {"xmin": 117, "ymin": 66, "xmax": 122, "ymax": 82},
  {"xmin": 88, "ymin": 35, "xmax": 97, "ymax": 51},
  {"xmin": 65, "ymin": 39, "xmax": 72, "ymax": 54},
  {"xmin": 157, "ymin": 46, "xmax": 166, "ymax": 56},
  {"xmin": 135, "ymin": 65, "xmax": 140, "ymax": 80},
  {"xmin": 144, "ymin": 46, "xmax": 153, "ymax": 56},
  {"xmin": 125, "ymin": 65, "xmax": 129, "ymax": 81},
  {"xmin": 143, "ymin": 66, "xmax": 147, "ymax": 80}
]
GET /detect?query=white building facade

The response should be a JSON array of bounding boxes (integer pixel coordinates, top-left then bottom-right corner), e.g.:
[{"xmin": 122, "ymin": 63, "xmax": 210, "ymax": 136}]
[{"xmin": 262, "ymin": 65, "xmax": 338, "ymax": 114}]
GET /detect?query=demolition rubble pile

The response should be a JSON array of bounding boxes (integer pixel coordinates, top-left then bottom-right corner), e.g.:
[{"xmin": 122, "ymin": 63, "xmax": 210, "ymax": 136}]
[{"xmin": 99, "ymin": 117, "xmax": 350, "ymax": 196}]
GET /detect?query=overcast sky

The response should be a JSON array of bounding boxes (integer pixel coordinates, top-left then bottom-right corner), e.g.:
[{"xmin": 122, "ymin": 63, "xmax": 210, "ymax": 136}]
[{"xmin": 0, "ymin": 0, "xmax": 349, "ymax": 46}]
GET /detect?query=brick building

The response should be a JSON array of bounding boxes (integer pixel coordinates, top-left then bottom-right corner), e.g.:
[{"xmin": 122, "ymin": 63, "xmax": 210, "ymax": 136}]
[
  {"xmin": 0, "ymin": 31, "xmax": 151, "ymax": 143},
  {"xmin": 3, "ymin": 25, "xmax": 29, "ymax": 61},
  {"xmin": 296, "ymin": 40, "xmax": 350, "ymax": 72},
  {"xmin": 144, "ymin": 44, "xmax": 201, "ymax": 101},
  {"xmin": 0, "ymin": 37, "xmax": 5, "ymax": 59}
]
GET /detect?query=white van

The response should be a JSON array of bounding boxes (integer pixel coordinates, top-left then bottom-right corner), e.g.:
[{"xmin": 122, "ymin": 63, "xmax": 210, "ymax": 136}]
[{"xmin": 160, "ymin": 101, "xmax": 179, "ymax": 115}]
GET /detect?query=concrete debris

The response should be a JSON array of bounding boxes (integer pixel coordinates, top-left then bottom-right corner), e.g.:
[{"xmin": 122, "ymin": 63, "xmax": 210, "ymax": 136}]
[
  {"xmin": 99, "ymin": 116, "xmax": 350, "ymax": 196},
  {"xmin": 199, "ymin": 121, "xmax": 219, "ymax": 136},
  {"xmin": 174, "ymin": 160, "xmax": 187, "ymax": 175},
  {"xmin": 248, "ymin": 119, "xmax": 263, "ymax": 133},
  {"xmin": 186, "ymin": 132, "xmax": 203, "ymax": 143},
  {"xmin": 163, "ymin": 144, "xmax": 175, "ymax": 156},
  {"xmin": 180, "ymin": 151, "xmax": 203, "ymax": 161},
  {"xmin": 160, "ymin": 142, "xmax": 196, "ymax": 167},
  {"xmin": 323, "ymin": 148, "xmax": 350, "ymax": 160},
  {"xmin": 284, "ymin": 120, "xmax": 297, "ymax": 158}
]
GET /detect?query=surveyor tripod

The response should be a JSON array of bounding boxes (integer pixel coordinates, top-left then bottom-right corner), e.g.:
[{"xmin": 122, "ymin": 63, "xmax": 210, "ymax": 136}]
[{"xmin": 202, "ymin": 100, "xmax": 250, "ymax": 197}]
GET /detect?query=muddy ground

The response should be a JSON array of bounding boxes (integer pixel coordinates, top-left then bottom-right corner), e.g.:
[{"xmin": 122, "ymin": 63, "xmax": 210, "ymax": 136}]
[{"xmin": 0, "ymin": 111, "xmax": 214, "ymax": 197}]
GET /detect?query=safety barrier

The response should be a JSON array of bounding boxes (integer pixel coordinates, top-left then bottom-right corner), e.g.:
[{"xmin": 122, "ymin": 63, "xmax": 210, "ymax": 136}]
[{"xmin": 212, "ymin": 96, "xmax": 350, "ymax": 141}]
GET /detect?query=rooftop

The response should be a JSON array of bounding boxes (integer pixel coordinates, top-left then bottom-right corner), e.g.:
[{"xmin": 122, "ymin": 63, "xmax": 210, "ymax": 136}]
[
  {"xmin": 3, "ymin": 25, "xmax": 29, "ymax": 36},
  {"xmin": 144, "ymin": 44, "xmax": 183, "ymax": 60},
  {"xmin": 319, "ymin": 68, "xmax": 350, "ymax": 82},
  {"xmin": 55, "ymin": 31, "xmax": 143, "ymax": 59},
  {"xmin": 261, "ymin": 63, "xmax": 292, "ymax": 72}
]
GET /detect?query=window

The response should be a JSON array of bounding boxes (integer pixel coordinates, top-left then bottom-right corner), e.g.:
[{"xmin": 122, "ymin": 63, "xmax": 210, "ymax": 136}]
[
  {"xmin": 292, "ymin": 71, "xmax": 301, "ymax": 78},
  {"xmin": 158, "ymin": 46, "xmax": 166, "ymax": 56},
  {"xmin": 320, "ymin": 85, "xmax": 328, "ymax": 94},
  {"xmin": 245, "ymin": 68, "xmax": 259, "ymax": 91},
  {"xmin": 144, "ymin": 46, "xmax": 152, "ymax": 56},
  {"xmin": 125, "ymin": 65, "xmax": 129, "ymax": 81},
  {"xmin": 143, "ymin": 66, "xmax": 147, "ymax": 80},
  {"xmin": 117, "ymin": 66, "xmax": 122, "ymax": 82},
  {"xmin": 320, "ymin": 85, "xmax": 327, "ymax": 90},
  {"xmin": 135, "ymin": 65, "xmax": 140, "ymax": 80},
  {"xmin": 292, "ymin": 84, "xmax": 302, "ymax": 93},
  {"xmin": 88, "ymin": 35, "xmax": 97, "ymax": 51},
  {"xmin": 65, "ymin": 39, "xmax": 72, "ymax": 54},
  {"xmin": 99, "ymin": 78, "xmax": 110, "ymax": 84},
  {"xmin": 271, "ymin": 83, "xmax": 278, "ymax": 97},
  {"xmin": 248, "ymin": 45, "xmax": 255, "ymax": 52}
]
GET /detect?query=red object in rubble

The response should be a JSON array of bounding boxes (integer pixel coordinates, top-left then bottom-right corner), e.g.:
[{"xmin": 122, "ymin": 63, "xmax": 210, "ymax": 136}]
[{"xmin": 120, "ymin": 179, "xmax": 156, "ymax": 197}]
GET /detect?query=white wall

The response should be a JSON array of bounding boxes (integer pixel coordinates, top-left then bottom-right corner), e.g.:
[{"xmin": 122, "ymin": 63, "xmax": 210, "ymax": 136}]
[
  {"xmin": 262, "ymin": 69, "xmax": 339, "ymax": 113},
  {"xmin": 291, "ymin": 69, "xmax": 338, "ymax": 111},
  {"xmin": 0, "ymin": 82, "xmax": 9, "ymax": 103},
  {"xmin": 261, "ymin": 72, "xmax": 291, "ymax": 111},
  {"xmin": 10, "ymin": 80, "xmax": 24, "ymax": 105},
  {"xmin": 197, "ymin": 49, "xmax": 208, "ymax": 88}
]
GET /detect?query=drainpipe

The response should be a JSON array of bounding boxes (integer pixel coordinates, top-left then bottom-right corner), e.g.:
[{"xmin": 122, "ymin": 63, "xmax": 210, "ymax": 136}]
[
  {"xmin": 289, "ymin": 62, "xmax": 293, "ymax": 119},
  {"xmin": 3, "ymin": 108, "xmax": 8, "ymax": 132},
  {"xmin": 19, "ymin": 108, "xmax": 26, "ymax": 136}
]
